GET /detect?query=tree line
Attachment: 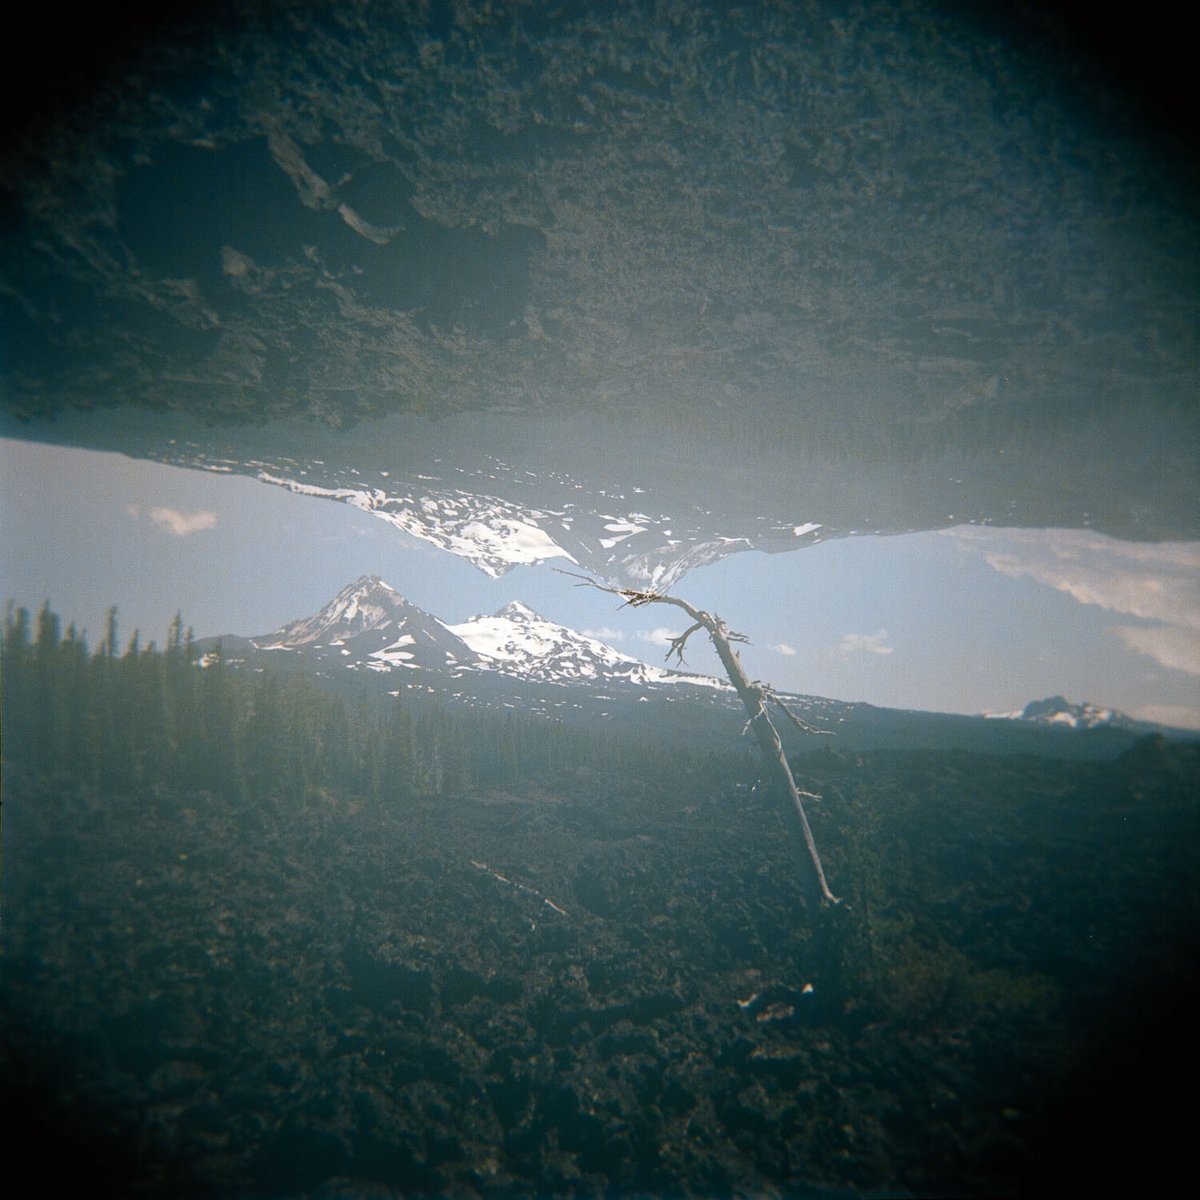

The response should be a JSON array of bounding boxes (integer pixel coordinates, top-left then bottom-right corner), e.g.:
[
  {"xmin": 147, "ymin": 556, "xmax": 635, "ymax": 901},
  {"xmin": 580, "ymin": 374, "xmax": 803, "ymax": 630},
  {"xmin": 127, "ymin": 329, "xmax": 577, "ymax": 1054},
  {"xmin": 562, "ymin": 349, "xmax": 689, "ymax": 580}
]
[{"xmin": 1, "ymin": 601, "xmax": 740, "ymax": 804}]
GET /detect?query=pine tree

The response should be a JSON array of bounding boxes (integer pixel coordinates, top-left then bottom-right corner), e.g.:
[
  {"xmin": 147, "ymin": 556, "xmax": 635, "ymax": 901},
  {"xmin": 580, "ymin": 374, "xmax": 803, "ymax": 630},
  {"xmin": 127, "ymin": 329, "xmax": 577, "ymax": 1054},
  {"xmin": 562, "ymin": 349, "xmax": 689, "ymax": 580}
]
[
  {"xmin": 31, "ymin": 602, "xmax": 62, "ymax": 774},
  {"xmin": 103, "ymin": 607, "xmax": 118, "ymax": 661},
  {"xmin": 2, "ymin": 603, "xmax": 33, "ymax": 770}
]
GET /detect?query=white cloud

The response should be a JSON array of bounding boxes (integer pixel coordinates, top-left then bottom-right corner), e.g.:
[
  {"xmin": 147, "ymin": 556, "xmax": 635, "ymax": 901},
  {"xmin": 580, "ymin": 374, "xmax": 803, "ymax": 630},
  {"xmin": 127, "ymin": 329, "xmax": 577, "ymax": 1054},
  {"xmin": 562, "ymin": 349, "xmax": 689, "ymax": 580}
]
[
  {"xmin": 638, "ymin": 626, "xmax": 681, "ymax": 648},
  {"xmin": 146, "ymin": 506, "xmax": 218, "ymax": 537},
  {"xmin": 838, "ymin": 629, "xmax": 893, "ymax": 656},
  {"xmin": 1111, "ymin": 625, "xmax": 1200, "ymax": 675},
  {"xmin": 947, "ymin": 527, "xmax": 1200, "ymax": 629},
  {"xmin": 774, "ymin": 642, "xmax": 797, "ymax": 656},
  {"xmin": 947, "ymin": 527, "xmax": 1200, "ymax": 677},
  {"xmin": 581, "ymin": 626, "xmax": 626, "ymax": 643}
]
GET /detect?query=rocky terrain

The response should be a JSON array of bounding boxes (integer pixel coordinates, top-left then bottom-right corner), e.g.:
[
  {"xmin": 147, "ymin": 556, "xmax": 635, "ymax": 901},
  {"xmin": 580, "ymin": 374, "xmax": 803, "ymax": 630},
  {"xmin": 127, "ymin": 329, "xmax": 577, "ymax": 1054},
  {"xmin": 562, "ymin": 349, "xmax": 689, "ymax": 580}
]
[
  {"xmin": 3, "ymin": 737, "xmax": 1197, "ymax": 1197},
  {"xmin": 4, "ymin": 1, "xmax": 1196, "ymax": 559}
]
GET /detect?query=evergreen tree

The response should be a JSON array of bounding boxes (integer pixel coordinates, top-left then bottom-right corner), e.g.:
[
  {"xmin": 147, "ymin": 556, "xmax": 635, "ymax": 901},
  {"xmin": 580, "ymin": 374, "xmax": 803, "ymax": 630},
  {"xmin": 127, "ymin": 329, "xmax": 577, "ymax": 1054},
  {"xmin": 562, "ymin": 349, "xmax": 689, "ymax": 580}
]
[
  {"xmin": 31, "ymin": 602, "xmax": 63, "ymax": 774},
  {"xmin": 3, "ymin": 599, "xmax": 762, "ymax": 813},
  {"xmin": 2, "ymin": 602, "xmax": 33, "ymax": 768},
  {"xmin": 102, "ymin": 606, "xmax": 118, "ymax": 661}
]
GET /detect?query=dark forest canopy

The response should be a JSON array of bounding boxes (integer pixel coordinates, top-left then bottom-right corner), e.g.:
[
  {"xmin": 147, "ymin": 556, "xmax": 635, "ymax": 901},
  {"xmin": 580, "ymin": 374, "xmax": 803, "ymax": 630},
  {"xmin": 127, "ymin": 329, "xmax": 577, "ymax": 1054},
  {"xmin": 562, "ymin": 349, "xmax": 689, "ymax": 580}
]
[{"xmin": 0, "ymin": 600, "xmax": 748, "ymax": 804}]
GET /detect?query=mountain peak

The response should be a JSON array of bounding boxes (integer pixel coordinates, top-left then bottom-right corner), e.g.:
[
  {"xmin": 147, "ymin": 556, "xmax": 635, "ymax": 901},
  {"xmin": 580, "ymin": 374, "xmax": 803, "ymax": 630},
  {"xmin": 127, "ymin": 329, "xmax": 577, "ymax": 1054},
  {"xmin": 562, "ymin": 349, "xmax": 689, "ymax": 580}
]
[
  {"xmin": 261, "ymin": 575, "xmax": 414, "ymax": 648},
  {"xmin": 983, "ymin": 696, "xmax": 1129, "ymax": 730},
  {"xmin": 346, "ymin": 573, "xmax": 401, "ymax": 596},
  {"xmin": 1021, "ymin": 696, "xmax": 1073, "ymax": 720},
  {"xmin": 495, "ymin": 600, "xmax": 542, "ymax": 621}
]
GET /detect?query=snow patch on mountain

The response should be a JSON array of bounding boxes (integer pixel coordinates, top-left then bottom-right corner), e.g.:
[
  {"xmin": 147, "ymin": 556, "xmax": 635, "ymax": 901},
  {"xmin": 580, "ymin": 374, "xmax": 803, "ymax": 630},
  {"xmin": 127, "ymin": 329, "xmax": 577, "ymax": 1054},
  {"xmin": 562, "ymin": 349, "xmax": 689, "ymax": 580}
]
[
  {"xmin": 984, "ymin": 696, "xmax": 1129, "ymax": 729},
  {"xmin": 259, "ymin": 575, "xmax": 407, "ymax": 647},
  {"xmin": 598, "ymin": 516, "xmax": 648, "ymax": 549},
  {"xmin": 370, "ymin": 633, "xmax": 418, "ymax": 669},
  {"xmin": 255, "ymin": 471, "xmax": 577, "ymax": 578},
  {"xmin": 447, "ymin": 601, "xmax": 726, "ymax": 689}
]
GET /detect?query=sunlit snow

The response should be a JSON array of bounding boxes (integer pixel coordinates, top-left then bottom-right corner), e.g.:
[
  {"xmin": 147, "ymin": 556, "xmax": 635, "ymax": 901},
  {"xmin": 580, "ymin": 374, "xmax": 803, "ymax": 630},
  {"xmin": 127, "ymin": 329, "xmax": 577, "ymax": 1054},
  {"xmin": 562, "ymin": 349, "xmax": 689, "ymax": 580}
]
[
  {"xmin": 255, "ymin": 470, "xmax": 576, "ymax": 577},
  {"xmin": 370, "ymin": 633, "xmax": 418, "ymax": 668}
]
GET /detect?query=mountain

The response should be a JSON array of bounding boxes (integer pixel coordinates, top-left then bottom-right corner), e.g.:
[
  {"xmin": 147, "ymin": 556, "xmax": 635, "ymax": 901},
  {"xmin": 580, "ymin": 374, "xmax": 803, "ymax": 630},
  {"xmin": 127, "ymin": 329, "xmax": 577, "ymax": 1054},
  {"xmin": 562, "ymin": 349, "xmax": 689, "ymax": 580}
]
[
  {"xmin": 4, "ymin": 0, "xmax": 1195, "ymax": 557},
  {"xmin": 198, "ymin": 576, "xmax": 865, "ymax": 743},
  {"xmin": 197, "ymin": 577, "xmax": 1193, "ymax": 761},
  {"xmin": 445, "ymin": 600, "xmax": 724, "ymax": 690},
  {"xmin": 243, "ymin": 576, "xmax": 479, "ymax": 677},
  {"xmin": 985, "ymin": 696, "xmax": 1138, "ymax": 730},
  {"xmin": 188, "ymin": 457, "xmax": 808, "ymax": 590},
  {"xmin": 201, "ymin": 575, "xmax": 725, "ymax": 693}
]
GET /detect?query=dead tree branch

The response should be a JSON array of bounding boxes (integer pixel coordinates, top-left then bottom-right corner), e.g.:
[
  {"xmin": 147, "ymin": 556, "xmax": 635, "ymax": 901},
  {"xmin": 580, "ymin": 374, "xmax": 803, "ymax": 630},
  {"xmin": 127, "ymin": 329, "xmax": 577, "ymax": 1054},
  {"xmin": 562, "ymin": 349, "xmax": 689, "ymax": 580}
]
[
  {"xmin": 558, "ymin": 570, "xmax": 838, "ymax": 908},
  {"xmin": 665, "ymin": 621, "xmax": 704, "ymax": 665},
  {"xmin": 766, "ymin": 687, "xmax": 833, "ymax": 738}
]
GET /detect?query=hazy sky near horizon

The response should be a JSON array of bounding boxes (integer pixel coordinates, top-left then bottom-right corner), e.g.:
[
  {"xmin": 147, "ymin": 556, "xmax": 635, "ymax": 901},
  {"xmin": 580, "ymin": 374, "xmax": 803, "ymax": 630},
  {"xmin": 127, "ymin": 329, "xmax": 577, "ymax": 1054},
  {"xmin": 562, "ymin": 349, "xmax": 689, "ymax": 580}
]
[{"xmin": 2, "ymin": 436, "xmax": 1197, "ymax": 729}]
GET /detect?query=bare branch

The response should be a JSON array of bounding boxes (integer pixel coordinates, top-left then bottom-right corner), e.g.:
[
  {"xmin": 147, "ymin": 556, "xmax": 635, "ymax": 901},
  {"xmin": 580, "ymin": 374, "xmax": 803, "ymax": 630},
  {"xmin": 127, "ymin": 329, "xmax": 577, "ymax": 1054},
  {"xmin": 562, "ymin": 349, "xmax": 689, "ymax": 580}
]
[
  {"xmin": 554, "ymin": 568, "xmax": 838, "ymax": 908},
  {"xmin": 620, "ymin": 589, "xmax": 664, "ymax": 609},
  {"xmin": 557, "ymin": 569, "xmax": 625, "ymax": 595},
  {"xmin": 557, "ymin": 570, "xmax": 661, "ymax": 609},
  {"xmin": 766, "ymin": 689, "xmax": 833, "ymax": 737},
  {"xmin": 555, "ymin": 569, "xmax": 716, "ymax": 633},
  {"xmin": 665, "ymin": 621, "xmax": 704, "ymax": 665}
]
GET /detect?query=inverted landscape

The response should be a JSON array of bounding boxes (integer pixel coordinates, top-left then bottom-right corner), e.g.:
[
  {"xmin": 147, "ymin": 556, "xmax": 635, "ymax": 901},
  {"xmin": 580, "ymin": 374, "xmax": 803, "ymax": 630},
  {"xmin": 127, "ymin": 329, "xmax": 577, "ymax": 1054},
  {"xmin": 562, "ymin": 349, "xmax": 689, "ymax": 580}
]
[{"xmin": 3, "ymin": 0, "xmax": 1198, "ymax": 1196}]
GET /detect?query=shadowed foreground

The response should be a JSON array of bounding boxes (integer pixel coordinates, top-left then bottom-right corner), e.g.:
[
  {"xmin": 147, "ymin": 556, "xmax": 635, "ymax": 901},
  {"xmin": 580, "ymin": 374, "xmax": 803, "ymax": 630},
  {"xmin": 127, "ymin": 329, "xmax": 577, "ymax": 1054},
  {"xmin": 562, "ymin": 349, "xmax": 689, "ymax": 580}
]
[{"xmin": 2, "ymin": 739, "xmax": 1197, "ymax": 1197}]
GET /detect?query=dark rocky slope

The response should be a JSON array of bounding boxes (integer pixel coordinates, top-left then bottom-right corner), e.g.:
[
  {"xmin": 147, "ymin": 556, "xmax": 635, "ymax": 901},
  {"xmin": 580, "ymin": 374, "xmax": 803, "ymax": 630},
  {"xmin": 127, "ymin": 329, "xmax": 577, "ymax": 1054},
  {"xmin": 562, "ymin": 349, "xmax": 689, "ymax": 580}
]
[{"xmin": 3, "ymin": 739, "xmax": 1197, "ymax": 1197}]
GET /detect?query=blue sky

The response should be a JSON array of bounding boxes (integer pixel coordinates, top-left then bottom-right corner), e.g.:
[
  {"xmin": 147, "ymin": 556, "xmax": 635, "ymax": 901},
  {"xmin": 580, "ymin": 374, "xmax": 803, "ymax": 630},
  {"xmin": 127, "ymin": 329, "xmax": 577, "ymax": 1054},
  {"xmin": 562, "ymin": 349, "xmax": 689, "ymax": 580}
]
[{"xmin": 2, "ymin": 436, "xmax": 1197, "ymax": 728}]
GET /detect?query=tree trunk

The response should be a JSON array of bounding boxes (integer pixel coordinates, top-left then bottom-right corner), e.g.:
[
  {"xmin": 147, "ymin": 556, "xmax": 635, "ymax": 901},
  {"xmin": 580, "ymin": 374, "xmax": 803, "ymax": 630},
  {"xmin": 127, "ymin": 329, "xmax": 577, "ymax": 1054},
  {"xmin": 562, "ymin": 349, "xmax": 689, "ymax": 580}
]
[
  {"xmin": 706, "ymin": 627, "xmax": 838, "ymax": 909},
  {"xmin": 562, "ymin": 573, "xmax": 838, "ymax": 909}
]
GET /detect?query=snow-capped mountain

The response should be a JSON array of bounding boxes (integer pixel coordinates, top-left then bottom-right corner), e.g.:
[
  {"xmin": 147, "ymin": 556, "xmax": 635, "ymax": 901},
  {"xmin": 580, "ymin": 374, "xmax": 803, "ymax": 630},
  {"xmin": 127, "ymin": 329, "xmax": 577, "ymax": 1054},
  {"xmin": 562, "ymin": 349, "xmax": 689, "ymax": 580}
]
[
  {"xmin": 253, "ymin": 472, "xmax": 584, "ymax": 582},
  {"xmin": 246, "ymin": 576, "xmax": 479, "ymax": 676},
  {"xmin": 215, "ymin": 575, "xmax": 724, "ymax": 692},
  {"xmin": 250, "ymin": 463, "xmax": 808, "ymax": 590},
  {"xmin": 262, "ymin": 576, "xmax": 419, "ymax": 647},
  {"xmin": 445, "ymin": 600, "xmax": 725, "ymax": 689},
  {"xmin": 198, "ymin": 579, "xmax": 1186, "ymax": 760},
  {"xmin": 984, "ymin": 696, "xmax": 1134, "ymax": 730},
  {"xmin": 161, "ymin": 445, "xmax": 824, "ymax": 591}
]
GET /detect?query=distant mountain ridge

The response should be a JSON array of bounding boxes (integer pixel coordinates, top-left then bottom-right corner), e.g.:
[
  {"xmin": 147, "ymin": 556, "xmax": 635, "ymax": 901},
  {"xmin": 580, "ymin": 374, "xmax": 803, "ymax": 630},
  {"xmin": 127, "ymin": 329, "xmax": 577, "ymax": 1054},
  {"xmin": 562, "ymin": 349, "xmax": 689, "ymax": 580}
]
[
  {"xmin": 197, "ymin": 576, "xmax": 1193, "ymax": 761},
  {"xmin": 221, "ymin": 574, "xmax": 726, "ymax": 692},
  {"xmin": 985, "ymin": 695, "xmax": 1135, "ymax": 730}
]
